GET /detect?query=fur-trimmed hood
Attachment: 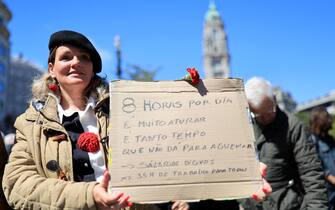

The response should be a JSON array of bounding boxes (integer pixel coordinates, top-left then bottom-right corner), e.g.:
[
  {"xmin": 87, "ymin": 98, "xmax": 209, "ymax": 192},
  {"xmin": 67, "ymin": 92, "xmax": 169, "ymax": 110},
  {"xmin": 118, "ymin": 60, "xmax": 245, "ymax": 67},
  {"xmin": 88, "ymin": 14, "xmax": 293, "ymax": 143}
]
[{"xmin": 31, "ymin": 72, "xmax": 109, "ymax": 104}]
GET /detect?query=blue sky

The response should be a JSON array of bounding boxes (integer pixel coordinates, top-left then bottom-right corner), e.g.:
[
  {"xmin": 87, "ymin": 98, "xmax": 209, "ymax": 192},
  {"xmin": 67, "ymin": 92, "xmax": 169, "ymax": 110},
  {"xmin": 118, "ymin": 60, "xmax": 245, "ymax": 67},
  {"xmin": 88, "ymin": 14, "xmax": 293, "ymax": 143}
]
[{"xmin": 5, "ymin": 0, "xmax": 335, "ymax": 104}]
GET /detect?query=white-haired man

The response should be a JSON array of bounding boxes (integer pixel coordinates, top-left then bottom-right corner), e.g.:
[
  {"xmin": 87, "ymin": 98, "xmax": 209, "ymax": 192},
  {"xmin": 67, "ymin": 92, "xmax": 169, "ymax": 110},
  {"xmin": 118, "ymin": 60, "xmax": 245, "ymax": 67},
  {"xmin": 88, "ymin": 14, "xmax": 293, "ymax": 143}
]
[{"xmin": 243, "ymin": 77, "xmax": 328, "ymax": 210}]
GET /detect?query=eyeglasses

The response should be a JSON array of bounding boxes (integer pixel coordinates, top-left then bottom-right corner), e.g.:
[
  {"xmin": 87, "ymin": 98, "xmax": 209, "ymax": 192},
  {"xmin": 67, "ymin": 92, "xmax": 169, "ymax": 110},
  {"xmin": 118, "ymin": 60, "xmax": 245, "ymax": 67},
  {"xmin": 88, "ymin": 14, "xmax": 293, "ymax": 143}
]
[{"xmin": 251, "ymin": 106, "xmax": 276, "ymax": 119}]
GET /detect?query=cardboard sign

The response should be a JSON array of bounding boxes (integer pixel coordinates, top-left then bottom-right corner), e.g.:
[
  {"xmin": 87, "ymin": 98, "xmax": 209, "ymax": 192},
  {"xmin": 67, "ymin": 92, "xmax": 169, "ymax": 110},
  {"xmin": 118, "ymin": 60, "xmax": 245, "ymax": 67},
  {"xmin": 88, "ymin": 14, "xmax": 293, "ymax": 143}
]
[{"xmin": 108, "ymin": 78, "xmax": 262, "ymax": 203}]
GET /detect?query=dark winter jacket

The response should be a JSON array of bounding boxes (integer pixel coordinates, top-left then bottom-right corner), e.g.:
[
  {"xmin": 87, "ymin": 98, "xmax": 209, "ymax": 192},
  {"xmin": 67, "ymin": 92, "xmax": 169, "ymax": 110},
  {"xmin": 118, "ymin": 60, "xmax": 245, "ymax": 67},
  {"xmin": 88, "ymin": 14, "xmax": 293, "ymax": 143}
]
[
  {"xmin": 311, "ymin": 134, "xmax": 335, "ymax": 209},
  {"xmin": 254, "ymin": 107, "xmax": 328, "ymax": 210}
]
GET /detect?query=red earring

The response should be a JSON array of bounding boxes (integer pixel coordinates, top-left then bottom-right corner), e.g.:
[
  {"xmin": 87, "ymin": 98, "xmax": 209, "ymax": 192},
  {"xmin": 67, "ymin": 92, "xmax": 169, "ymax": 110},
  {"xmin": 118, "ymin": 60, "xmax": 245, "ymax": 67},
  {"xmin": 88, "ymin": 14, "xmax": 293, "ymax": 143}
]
[{"xmin": 48, "ymin": 77, "xmax": 59, "ymax": 92}]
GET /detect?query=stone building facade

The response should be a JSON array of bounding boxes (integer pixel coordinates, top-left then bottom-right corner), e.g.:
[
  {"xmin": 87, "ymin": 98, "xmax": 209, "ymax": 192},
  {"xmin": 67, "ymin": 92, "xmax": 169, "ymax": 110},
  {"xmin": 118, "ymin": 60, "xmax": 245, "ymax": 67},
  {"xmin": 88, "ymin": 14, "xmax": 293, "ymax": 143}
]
[{"xmin": 203, "ymin": 2, "xmax": 230, "ymax": 78}]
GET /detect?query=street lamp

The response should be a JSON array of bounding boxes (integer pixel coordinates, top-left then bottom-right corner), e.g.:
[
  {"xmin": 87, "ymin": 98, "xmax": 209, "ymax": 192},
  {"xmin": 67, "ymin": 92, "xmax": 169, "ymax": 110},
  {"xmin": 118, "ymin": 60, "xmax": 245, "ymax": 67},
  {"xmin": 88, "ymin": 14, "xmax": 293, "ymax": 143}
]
[{"xmin": 114, "ymin": 35, "xmax": 122, "ymax": 79}]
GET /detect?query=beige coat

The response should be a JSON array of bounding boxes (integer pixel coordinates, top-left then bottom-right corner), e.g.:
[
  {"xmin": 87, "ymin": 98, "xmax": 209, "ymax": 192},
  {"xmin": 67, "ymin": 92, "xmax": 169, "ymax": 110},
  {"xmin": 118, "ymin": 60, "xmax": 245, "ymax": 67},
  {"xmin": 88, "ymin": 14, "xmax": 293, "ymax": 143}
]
[
  {"xmin": 2, "ymin": 91, "xmax": 159, "ymax": 210},
  {"xmin": 2, "ymin": 92, "xmax": 109, "ymax": 210}
]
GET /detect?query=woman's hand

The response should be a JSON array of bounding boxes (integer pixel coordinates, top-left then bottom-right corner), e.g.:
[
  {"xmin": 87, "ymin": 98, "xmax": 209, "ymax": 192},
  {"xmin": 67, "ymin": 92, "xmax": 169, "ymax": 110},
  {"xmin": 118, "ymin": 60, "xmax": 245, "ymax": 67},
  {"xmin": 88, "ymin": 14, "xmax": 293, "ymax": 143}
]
[
  {"xmin": 171, "ymin": 200, "xmax": 189, "ymax": 210},
  {"xmin": 93, "ymin": 170, "xmax": 132, "ymax": 210},
  {"xmin": 251, "ymin": 162, "xmax": 272, "ymax": 201}
]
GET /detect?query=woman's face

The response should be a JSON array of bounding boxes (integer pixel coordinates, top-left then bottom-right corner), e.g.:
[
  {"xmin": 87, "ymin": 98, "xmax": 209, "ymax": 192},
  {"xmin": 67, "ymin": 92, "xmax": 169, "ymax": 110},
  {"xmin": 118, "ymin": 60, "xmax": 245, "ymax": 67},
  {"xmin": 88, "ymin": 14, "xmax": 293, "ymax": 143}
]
[
  {"xmin": 48, "ymin": 45, "xmax": 93, "ymax": 94},
  {"xmin": 321, "ymin": 111, "xmax": 333, "ymax": 132}
]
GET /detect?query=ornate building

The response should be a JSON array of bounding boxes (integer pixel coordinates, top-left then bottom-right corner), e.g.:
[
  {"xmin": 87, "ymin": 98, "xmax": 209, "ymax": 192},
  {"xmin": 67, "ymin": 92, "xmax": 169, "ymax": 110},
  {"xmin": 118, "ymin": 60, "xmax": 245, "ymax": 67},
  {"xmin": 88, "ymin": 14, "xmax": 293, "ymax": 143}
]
[
  {"xmin": 5, "ymin": 55, "xmax": 44, "ymax": 124},
  {"xmin": 203, "ymin": 2, "xmax": 230, "ymax": 78},
  {"xmin": 273, "ymin": 87, "xmax": 297, "ymax": 113},
  {"xmin": 0, "ymin": 0, "xmax": 11, "ymax": 124}
]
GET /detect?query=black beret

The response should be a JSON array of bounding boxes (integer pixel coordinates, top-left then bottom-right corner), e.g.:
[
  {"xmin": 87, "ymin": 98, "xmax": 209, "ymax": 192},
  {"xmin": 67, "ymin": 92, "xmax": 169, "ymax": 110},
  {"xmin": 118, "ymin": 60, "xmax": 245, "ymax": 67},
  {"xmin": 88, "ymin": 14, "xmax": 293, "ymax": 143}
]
[{"xmin": 48, "ymin": 30, "xmax": 102, "ymax": 73}]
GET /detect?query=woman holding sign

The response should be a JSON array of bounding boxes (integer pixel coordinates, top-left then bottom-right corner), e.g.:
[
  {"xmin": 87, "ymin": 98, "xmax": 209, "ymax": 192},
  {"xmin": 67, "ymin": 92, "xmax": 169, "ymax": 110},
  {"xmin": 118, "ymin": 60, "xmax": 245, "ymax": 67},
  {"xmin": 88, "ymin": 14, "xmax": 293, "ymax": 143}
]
[{"xmin": 2, "ymin": 30, "xmax": 190, "ymax": 210}]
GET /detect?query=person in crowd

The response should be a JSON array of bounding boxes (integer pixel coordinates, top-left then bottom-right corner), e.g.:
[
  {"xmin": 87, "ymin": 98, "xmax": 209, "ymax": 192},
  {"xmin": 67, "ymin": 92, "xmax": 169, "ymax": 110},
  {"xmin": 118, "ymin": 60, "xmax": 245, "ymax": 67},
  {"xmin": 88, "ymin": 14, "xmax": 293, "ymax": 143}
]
[
  {"xmin": 3, "ymin": 133, "xmax": 15, "ymax": 154},
  {"xmin": 2, "ymin": 30, "xmax": 189, "ymax": 210},
  {"xmin": 0, "ymin": 131, "xmax": 11, "ymax": 209},
  {"xmin": 2, "ymin": 115, "xmax": 15, "ymax": 135},
  {"xmin": 241, "ymin": 76, "xmax": 328, "ymax": 210},
  {"xmin": 310, "ymin": 107, "xmax": 335, "ymax": 210}
]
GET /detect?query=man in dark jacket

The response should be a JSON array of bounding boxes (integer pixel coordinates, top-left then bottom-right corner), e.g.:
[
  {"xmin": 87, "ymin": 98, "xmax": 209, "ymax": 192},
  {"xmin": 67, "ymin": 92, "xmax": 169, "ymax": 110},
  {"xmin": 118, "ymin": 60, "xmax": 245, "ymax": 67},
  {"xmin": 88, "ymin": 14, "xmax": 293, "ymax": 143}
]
[{"xmin": 243, "ymin": 77, "xmax": 328, "ymax": 210}]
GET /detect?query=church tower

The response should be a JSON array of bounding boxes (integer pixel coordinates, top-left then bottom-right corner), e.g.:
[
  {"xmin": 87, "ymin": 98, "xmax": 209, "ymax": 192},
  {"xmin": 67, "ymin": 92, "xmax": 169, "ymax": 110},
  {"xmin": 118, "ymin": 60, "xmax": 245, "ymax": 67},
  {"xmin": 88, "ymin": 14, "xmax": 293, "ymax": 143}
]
[{"xmin": 203, "ymin": 2, "xmax": 230, "ymax": 78}]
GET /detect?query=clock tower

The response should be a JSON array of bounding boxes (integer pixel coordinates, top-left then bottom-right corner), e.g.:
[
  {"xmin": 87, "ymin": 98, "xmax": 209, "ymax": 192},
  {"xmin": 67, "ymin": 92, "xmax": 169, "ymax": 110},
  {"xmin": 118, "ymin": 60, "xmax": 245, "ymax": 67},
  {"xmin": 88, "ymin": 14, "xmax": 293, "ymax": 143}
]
[{"xmin": 203, "ymin": 2, "xmax": 230, "ymax": 78}]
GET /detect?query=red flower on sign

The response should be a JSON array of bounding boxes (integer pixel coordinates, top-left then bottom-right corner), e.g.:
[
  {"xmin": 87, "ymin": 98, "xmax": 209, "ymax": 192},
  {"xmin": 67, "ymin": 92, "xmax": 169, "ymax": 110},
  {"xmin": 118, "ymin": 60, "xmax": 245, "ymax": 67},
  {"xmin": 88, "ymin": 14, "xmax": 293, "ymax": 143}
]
[
  {"xmin": 77, "ymin": 132, "xmax": 100, "ymax": 153},
  {"xmin": 184, "ymin": 67, "xmax": 200, "ymax": 85}
]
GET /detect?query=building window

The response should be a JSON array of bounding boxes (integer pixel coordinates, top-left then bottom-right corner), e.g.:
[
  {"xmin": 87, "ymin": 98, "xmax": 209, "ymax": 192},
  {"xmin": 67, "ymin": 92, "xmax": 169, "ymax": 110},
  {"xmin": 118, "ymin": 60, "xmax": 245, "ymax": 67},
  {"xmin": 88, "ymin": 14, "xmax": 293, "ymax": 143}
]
[
  {"xmin": 212, "ymin": 59, "xmax": 223, "ymax": 77},
  {"xmin": 212, "ymin": 29, "xmax": 217, "ymax": 42},
  {"xmin": 206, "ymin": 38, "xmax": 213, "ymax": 49},
  {"xmin": 0, "ymin": 42, "xmax": 6, "ymax": 57},
  {"xmin": 0, "ymin": 81, "xmax": 4, "ymax": 92},
  {"xmin": 212, "ymin": 59, "xmax": 221, "ymax": 70},
  {"xmin": 0, "ymin": 62, "xmax": 5, "ymax": 73},
  {"xmin": 213, "ymin": 71, "xmax": 223, "ymax": 77}
]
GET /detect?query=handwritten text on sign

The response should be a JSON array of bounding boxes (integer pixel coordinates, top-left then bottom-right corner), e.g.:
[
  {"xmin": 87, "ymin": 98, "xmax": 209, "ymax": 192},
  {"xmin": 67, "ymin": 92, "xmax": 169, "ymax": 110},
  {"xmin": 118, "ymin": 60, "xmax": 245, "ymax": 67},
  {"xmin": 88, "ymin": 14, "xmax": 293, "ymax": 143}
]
[{"xmin": 108, "ymin": 79, "xmax": 261, "ymax": 202}]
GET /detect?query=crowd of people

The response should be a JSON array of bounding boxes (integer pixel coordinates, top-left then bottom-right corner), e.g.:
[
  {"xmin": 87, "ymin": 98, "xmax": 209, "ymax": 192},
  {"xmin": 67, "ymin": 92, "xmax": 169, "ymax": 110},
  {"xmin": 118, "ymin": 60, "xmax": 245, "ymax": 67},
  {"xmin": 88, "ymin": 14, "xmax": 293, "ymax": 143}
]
[{"xmin": 0, "ymin": 30, "xmax": 334, "ymax": 210}]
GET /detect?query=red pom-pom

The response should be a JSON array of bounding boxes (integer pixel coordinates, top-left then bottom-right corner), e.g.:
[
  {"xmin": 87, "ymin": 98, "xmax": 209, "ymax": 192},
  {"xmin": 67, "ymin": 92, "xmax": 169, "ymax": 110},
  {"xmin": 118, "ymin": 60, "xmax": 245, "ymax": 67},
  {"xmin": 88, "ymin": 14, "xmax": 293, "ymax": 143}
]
[
  {"xmin": 48, "ymin": 83, "xmax": 59, "ymax": 92},
  {"xmin": 77, "ymin": 132, "xmax": 100, "ymax": 153},
  {"xmin": 185, "ymin": 67, "xmax": 200, "ymax": 85}
]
